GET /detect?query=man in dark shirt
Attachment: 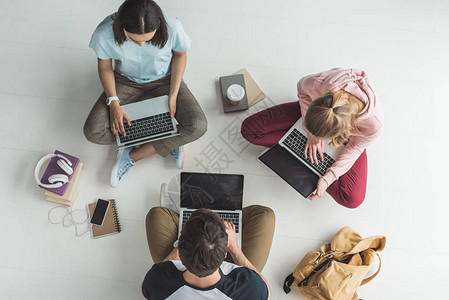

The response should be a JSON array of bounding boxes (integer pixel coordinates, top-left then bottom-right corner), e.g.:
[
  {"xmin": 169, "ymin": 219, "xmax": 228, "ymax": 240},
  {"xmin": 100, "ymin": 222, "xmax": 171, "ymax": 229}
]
[{"xmin": 142, "ymin": 207, "xmax": 275, "ymax": 299}]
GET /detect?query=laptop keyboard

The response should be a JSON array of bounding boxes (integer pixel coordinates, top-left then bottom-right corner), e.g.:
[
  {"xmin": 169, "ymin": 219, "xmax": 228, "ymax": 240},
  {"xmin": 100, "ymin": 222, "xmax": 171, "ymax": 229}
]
[
  {"xmin": 182, "ymin": 211, "xmax": 240, "ymax": 233},
  {"xmin": 281, "ymin": 128, "xmax": 335, "ymax": 176},
  {"xmin": 119, "ymin": 112, "xmax": 174, "ymax": 143}
]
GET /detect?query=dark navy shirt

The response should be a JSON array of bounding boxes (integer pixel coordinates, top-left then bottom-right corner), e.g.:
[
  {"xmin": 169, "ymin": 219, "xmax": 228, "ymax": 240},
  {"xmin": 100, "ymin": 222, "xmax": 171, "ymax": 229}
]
[{"xmin": 142, "ymin": 261, "xmax": 268, "ymax": 300}]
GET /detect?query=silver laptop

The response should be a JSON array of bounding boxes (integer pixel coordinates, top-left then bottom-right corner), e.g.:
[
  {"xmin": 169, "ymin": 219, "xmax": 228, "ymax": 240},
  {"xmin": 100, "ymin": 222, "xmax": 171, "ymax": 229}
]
[
  {"xmin": 116, "ymin": 95, "xmax": 179, "ymax": 149},
  {"xmin": 257, "ymin": 117, "xmax": 343, "ymax": 198},
  {"xmin": 178, "ymin": 172, "xmax": 244, "ymax": 246},
  {"xmin": 278, "ymin": 117, "xmax": 343, "ymax": 177}
]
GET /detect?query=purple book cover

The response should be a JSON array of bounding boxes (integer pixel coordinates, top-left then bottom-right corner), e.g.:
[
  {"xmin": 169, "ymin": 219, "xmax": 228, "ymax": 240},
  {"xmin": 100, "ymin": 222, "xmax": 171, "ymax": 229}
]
[{"xmin": 40, "ymin": 150, "xmax": 80, "ymax": 196}]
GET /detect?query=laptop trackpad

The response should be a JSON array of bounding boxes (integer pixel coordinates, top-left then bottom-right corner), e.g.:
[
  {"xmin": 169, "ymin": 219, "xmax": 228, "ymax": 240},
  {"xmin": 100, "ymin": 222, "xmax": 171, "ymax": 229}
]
[{"xmin": 258, "ymin": 144, "xmax": 319, "ymax": 198}]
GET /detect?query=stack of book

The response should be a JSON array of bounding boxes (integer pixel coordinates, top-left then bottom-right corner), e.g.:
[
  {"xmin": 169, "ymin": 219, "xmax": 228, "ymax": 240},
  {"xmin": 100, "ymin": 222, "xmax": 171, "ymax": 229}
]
[
  {"xmin": 218, "ymin": 68, "xmax": 266, "ymax": 113},
  {"xmin": 40, "ymin": 150, "xmax": 83, "ymax": 206}
]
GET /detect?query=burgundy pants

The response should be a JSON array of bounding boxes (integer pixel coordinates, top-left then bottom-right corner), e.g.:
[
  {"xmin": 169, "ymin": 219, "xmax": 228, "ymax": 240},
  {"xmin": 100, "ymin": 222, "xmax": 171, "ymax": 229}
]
[{"xmin": 241, "ymin": 101, "xmax": 367, "ymax": 209}]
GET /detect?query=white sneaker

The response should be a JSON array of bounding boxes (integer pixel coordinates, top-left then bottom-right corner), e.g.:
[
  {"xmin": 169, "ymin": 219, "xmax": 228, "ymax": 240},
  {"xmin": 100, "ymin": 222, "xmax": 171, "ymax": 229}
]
[
  {"xmin": 110, "ymin": 147, "xmax": 135, "ymax": 187},
  {"xmin": 159, "ymin": 183, "xmax": 179, "ymax": 212},
  {"xmin": 159, "ymin": 183, "xmax": 168, "ymax": 206},
  {"xmin": 170, "ymin": 146, "xmax": 184, "ymax": 169}
]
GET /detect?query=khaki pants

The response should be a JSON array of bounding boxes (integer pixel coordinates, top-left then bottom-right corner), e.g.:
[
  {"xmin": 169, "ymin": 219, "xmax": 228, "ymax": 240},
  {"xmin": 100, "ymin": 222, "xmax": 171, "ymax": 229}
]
[
  {"xmin": 83, "ymin": 72, "xmax": 207, "ymax": 157},
  {"xmin": 146, "ymin": 205, "xmax": 275, "ymax": 272}
]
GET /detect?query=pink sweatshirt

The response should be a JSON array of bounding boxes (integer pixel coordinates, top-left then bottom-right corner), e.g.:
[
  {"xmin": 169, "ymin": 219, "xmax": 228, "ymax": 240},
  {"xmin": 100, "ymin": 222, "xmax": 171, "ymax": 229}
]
[{"xmin": 297, "ymin": 68, "xmax": 383, "ymax": 186}]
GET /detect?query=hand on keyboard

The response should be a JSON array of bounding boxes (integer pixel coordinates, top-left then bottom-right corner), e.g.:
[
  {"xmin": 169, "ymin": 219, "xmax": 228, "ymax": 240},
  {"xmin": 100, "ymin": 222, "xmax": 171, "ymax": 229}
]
[
  {"xmin": 118, "ymin": 112, "xmax": 175, "ymax": 143},
  {"xmin": 304, "ymin": 134, "xmax": 324, "ymax": 165},
  {"xmin": 224, "ymin": 221, "xmax": 239, "ymax": 250},
  {"xmin": 109, "ymin": 102, "xmax": 131, "ymax": 137}
]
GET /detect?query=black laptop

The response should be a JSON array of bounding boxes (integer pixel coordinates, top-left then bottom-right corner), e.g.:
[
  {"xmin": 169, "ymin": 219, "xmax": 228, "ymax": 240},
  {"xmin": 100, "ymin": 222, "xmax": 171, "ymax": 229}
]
[{"xmin": 258, "ymin": 144, "xmax": 319, "ymax": 198}]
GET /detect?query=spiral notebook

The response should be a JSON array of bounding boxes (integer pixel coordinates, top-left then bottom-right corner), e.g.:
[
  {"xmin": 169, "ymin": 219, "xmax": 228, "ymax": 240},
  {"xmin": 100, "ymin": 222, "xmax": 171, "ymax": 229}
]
[{"xmin": 87, "ymin": 199, "xmax": 121, "ymax": 239}]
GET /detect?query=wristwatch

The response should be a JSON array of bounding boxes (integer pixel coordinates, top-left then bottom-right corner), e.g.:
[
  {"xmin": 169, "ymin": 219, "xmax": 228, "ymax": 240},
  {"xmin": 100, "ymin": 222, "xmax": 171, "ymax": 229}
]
[{"xmin": 106, "ymin": 96, "xmax": 120, "ymax": 106}]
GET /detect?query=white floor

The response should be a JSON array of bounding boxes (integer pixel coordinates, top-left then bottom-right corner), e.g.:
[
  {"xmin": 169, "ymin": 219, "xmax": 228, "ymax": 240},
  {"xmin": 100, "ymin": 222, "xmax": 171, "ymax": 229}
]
[{"xmin": 1, "ymin": 0, "xmax": 448, "ymax": 299}]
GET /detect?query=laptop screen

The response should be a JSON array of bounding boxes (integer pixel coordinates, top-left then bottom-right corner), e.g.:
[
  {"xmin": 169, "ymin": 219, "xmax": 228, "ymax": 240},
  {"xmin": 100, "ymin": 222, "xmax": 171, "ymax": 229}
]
[
  {"xmin": 180, "ymin": 172, "xmax": 244, "ymax": 211},
  {"xmin": 258, "ymin": 144, "xmax": 319, "ymax": 198}
]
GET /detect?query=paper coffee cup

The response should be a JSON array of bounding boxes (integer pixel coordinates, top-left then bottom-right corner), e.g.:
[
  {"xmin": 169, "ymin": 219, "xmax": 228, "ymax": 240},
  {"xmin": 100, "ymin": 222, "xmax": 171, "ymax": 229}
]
[{"xmin": 227, "ymin": 84, "xmax": 245, "ymax": 105}]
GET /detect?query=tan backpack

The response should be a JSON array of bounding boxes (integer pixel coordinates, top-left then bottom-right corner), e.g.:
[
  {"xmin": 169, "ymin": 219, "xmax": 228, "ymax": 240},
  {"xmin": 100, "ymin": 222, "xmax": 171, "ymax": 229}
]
[{"xmin": 283, "ymin": 226, "xmax": 386, "ymax": 300}]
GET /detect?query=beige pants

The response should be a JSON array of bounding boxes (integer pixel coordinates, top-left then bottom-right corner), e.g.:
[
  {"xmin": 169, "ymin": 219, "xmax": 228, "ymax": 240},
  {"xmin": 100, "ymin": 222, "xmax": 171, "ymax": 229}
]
[{"xmin": 146, "ymin": 205, "xmax": 275, "ymax": 272}]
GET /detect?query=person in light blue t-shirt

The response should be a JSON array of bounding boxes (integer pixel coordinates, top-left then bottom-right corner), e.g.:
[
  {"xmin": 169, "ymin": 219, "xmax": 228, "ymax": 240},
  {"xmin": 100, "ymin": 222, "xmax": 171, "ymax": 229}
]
[{"xmin": 83, "ymin": 0, "xmax": 207, "ymax": 187}]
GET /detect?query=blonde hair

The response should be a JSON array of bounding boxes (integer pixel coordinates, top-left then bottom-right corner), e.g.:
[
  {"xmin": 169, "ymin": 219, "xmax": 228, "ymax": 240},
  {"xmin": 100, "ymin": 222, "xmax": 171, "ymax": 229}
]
[{"xmin": 304, "ymin": 91, "xmax": 363, "ymax": 146}]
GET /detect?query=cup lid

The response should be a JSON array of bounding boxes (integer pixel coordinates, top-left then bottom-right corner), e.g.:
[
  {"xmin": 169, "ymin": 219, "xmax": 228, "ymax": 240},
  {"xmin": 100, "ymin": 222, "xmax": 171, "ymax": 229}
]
[{"xmin": 227, "ymin": 84, "xmax": 245, "ymax": 101}]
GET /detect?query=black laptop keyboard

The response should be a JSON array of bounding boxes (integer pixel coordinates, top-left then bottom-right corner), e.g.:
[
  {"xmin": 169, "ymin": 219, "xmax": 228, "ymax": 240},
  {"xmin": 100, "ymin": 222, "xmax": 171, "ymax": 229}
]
[
  {"xmin": 182, "ymin": 211, "xmax": 240, "ymax": 233},
  {"xmin": 119, "ymin": 112, "xmax": 174, "ymax": 143},
  {"xmin": 281, "ymin": 129, "xmax": 335, "ymax": 176}
]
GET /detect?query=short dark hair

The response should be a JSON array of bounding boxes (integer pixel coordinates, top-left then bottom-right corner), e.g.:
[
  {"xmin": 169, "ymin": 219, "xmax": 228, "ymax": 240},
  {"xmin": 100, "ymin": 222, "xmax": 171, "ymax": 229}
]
[
  {"xmin": 112, "ymin": 0, "xmax": 168, "ymax": 48},
  {"xmin": 178, "ymin": 209, "xmax": 228, "ymax": 277}
]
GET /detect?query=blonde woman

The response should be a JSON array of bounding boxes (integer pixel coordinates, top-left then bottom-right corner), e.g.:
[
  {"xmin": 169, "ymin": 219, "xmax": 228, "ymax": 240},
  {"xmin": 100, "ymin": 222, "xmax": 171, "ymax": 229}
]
[{"xmin": 241, "ymin": 68, "xmax": 383, "ymax": 208}]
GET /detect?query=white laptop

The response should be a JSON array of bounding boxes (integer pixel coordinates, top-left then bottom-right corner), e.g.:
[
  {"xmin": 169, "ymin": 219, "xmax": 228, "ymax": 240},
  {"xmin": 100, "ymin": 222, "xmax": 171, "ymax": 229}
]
[
  {"xmin": 178, "ymin": 172, "xmax": 244, "ymax": 246},
  {"xmin": 116, "ymin": 95, "xmax": 179, "ymax": 149},
  {"xmin": 258, "ymin": 117, "xmax": 343, "ymax": 198}
]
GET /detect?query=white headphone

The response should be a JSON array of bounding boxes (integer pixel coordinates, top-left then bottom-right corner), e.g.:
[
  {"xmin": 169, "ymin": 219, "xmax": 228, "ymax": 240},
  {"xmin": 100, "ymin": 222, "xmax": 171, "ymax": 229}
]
[{"xmin": 35, "ymin": 153, "xmax": 73, "ymax": 189}]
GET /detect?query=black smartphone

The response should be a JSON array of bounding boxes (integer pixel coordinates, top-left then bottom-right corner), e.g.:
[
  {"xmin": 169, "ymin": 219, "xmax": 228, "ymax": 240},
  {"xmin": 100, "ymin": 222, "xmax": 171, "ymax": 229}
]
[{"xmin": 90, "ymin": 199, "xmax": 110, "ymax": 226}]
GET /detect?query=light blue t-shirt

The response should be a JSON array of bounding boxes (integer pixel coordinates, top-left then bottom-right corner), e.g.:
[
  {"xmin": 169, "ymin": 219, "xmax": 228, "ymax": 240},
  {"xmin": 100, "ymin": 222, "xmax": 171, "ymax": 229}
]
[{"xmin": 89, "ymin": 13, "xmax": 191, "ymax": 84}]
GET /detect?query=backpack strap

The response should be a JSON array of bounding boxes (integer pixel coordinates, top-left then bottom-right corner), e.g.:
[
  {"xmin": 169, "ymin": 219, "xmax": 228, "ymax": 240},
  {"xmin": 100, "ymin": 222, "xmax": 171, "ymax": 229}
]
[
  {"xmin": 283, "ymin": 273, "xmax": 294, "ymax": 294},
  {"xmin": 360, "ymin": 252, "xmax": 382, "ymax": 285},
  {"xmin": 298, "ymin": 257, "xmax": 335, "ymax": 287}
]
